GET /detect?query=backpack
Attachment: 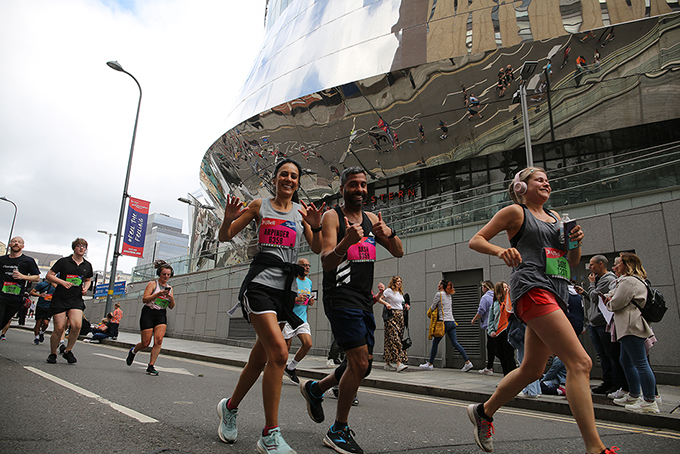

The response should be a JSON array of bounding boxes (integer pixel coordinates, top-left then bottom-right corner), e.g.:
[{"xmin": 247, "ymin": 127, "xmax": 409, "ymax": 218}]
[{"xmin": 631, "ymin": 277, "xmax": 667, "ymax": 323}]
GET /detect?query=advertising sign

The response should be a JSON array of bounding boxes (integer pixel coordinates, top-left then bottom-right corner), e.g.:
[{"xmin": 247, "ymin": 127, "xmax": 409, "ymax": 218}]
[
  {"xmin": 94, "ymin": 281, "xmax": 126, "ymax": 299},
  {"xmin": 121, "ymin": 197, "xmax": 150, "ymax": 257}
]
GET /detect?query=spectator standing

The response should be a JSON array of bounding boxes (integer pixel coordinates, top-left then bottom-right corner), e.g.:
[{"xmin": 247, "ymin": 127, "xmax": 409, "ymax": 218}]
[
  {"xmin": 487, "ymin": 282, "xmax": 516, "ymax": 375},
  {"xmin": 472, "ymin": 280, "xmax": 495, "ymax": 375},
  {"xmin": 382, "ymin": 276, "xmax": 409, "ymax": 372},
  {"xmin": 110, "ymin": 302, "xmax": 122, "ymax": 340}
]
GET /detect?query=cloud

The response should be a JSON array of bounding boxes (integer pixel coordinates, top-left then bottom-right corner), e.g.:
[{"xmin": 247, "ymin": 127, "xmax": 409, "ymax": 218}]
[{"xmin": 0, "ymin": 0, "xmax": 265, "ymax": 273}]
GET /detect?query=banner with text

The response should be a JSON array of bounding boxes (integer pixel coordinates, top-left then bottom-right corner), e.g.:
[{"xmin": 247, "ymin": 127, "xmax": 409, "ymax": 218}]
[{"xmin": 121, "ymin": 197, "xmax": 150, "ymax": 257}]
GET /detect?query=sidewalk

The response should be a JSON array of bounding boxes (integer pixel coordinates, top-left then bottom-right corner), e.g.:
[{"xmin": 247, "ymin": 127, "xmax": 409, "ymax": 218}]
[{"xmin": 10, "ymin": 320, "xmax": 680, "ymax": 431}]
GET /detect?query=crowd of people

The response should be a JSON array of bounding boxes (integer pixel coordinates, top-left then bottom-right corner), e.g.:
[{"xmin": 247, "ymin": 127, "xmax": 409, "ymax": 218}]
[{"xmin": 2, "ymin": 161, "xmax": 666, "ymax": 454}]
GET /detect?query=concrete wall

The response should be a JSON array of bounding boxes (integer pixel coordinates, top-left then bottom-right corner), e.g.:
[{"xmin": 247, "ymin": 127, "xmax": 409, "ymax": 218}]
[{"xmin": 87, "ymin": 194, "xmax": 680, "ymax": 384}]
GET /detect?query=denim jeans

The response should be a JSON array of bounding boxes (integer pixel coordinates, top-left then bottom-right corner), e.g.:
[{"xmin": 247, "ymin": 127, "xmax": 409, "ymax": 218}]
[
  {"xmin": 429, "ymin": 321, "xmax": 469, "ymax": 364},
  {"xmin": 619, "ymin": 335, "xmax": 656, "ymax": 401}
]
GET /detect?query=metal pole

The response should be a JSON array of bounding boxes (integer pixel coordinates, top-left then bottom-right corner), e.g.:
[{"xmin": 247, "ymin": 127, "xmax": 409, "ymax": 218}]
[
  {"xmin": 97, "ymin": 230, "xmax": 114, "ymax": 284},
  {"xmin": 0, "ymin": 197, "xmax": 17, "ymax": 247},
  {"xmin": 520, "ymin": 82, "xmax": 534, "ymax": 167},
  {"xmin": 105, "ymin": 61, "xmax": 142, "ymax": 316},
  {"xmin": 545, "ymin": 68, "xmax": 556, "ymax": 143}
]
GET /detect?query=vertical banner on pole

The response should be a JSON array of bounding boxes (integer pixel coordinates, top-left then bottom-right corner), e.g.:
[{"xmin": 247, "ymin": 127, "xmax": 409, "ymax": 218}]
[{"xmin": 121, "ymin": 197, "xmax": 150, "ymax": 257}]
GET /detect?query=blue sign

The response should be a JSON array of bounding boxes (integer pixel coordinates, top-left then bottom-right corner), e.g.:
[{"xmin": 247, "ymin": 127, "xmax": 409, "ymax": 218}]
[{"xmin": 94, "ymin": 281, "xmax": 127, "ymax": 299}]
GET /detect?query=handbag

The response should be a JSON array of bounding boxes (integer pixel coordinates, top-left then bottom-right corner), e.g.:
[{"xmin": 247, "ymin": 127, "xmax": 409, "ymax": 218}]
[
  {"xmin": 402, "ymin": 326, "xmax": 413, "ymax": 350},
  {"xmin": 432, "ymin": 291, "xmax": 445, "ymax": 337}
]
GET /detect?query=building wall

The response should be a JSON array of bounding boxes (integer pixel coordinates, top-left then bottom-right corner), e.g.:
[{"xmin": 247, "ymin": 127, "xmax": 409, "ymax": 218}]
[{"xmin": 87, "ymin": 194, "xmax": 680, "ymax": 385}]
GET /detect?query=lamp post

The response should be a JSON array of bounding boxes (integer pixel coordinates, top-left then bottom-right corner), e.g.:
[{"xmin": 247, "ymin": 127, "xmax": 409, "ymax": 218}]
[
  {"xmin": 105, "ymin": 60, "xmax": 142, "ymax": 316},
  {"xmin": 97, "ymin": 230, "xmax": 115, "ymax": 284},
  {"xmin": 519, "ymin": 61, "xmax": 539, "ymax": 167},
  {"xmin": 0, "ymin": 196, "xmax": 17, "ymax": 248}
]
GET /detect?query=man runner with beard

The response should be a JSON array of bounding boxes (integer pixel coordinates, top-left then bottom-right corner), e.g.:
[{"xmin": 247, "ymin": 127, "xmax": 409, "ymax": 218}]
[
  {"xmin": 0, "ymin": 237, "xmax": 40, "ymax": 340},
  {"xmin": 300, "ymin": 167, "xmax": 403, "ymax": 454}
]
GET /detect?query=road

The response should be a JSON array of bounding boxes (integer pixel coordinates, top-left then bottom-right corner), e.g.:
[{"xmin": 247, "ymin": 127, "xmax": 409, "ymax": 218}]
[{"xmin": 1, "ymin": 329, "xmax": 678, "ymax": 453}]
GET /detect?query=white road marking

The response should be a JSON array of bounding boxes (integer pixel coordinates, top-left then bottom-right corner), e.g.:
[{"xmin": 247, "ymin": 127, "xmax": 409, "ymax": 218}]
[
  {"xmin": 93, "ymin": 352, "xmax": 193, "ymax": 375},
  {"xmin": 24, "ymin": 366, "xmax": 158, "ymax": 423}
]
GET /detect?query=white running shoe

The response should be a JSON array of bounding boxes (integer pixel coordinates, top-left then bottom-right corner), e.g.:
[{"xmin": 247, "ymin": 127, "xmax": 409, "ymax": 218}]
[
  {"xmin": 419, "ymin": 362, "xmax": 434, "ymax": 370},
  {"xmin": 397, "ymin": 363, "xmax": 408, "ymax": 372},
  {"xmin": 461, "ymin": 362, "xmax": 474, "ymax": 372},
  {"xmin": 607, "ymin": 387, "xmax": 626, "ymax": 399},
  {"xmin": 613, "ymin": 394, "xmax": 639, "ymax": 407},
  {"xmin": 326, "ymin": 359, "xmax": 336, "ymax": 368},
  {"xmin": 478, "ymin": 368, "xmax": 493, "ymax": 375},
  {"xmin": 625, "ymin": 399, "xmax": 660, "ymax": 414}
]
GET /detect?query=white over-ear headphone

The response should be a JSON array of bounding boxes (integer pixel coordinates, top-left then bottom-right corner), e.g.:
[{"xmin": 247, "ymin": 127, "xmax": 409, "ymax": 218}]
[{"xmin": 513, "ymin": 171, "xmax": 527, "ymax": 195}]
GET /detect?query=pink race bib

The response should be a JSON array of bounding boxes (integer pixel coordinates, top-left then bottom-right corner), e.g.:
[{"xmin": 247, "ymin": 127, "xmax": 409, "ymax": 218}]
[
  {"xmin": 259, "ymin": 218, "xmax": 297, "ymax": 248},
  {"xmin": 346, "ymin": 237, "xmax": 376, "ymax": 262}
]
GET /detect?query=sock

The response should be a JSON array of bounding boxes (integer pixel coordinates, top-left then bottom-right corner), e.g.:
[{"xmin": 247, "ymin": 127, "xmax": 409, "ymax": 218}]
[
  {"xmin": 35, "ymin": 335, "xmax": 39, "ymax": 339},
  {"xmin": 263, "ymin": 425, "xmax": 279, "ymax": 436},
  {"xmin": 310, "ymin": 381, "xmax": 323, "ymax": 398},
  {"xmin": 332, "ymin": 421, "xmax": 348, "ymax": 432},
  {"xmin": 477, "ymin": 403, "xmax": 493, "ymax": 422},
  {"xmin": 288, "ymin": 359, "xmax": 299, "ymax": 370},
  {"xmin": 226, "ymin": 398, "xmax": 237, "ymax": 411},
  {"xmin": 59, "ymin": 340, "xmax": 65, "ymax": 345}
]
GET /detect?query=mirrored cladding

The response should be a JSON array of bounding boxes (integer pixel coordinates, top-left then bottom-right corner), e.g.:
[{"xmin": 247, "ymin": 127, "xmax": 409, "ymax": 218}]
[{"xmin": 204, "ymin": 10, "xmax": 680, "ymax": 214}]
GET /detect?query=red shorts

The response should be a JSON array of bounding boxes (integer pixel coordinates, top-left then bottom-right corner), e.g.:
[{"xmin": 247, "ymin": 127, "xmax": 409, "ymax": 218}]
[{"xmin": 515, "ymin": 288, "xmax": 561, "ymax": 322}]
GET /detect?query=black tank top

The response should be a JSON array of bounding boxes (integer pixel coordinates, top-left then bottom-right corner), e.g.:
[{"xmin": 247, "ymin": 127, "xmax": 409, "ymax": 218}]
[{"xmin": 323, "ymin": 206, "xmax": 376, "ymax": 313}]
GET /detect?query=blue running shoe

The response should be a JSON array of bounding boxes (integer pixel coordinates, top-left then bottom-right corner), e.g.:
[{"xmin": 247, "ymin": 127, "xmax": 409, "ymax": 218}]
[
  {"xmin": 256, "ymin": 427, "xmax": 295, "ymax": 454},
  {"xmin": 324, "ymin": 425, "xmax": 363, "ymax": 454},
  {"xmin": 216, "ymin": 398, "xmax": 237, "ymax": 443},
  {"xmin": 300, "ymin": 380, "xmax": 324, "ymax": 423}
]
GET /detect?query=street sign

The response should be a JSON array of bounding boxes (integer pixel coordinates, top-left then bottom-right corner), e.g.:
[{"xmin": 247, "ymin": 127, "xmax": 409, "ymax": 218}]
[{"xmin": 94, "ymin": 281, "xmax": 126, "ymax": 299}]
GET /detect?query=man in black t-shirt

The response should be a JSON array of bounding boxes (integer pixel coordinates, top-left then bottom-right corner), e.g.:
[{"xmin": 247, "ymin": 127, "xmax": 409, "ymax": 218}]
[
  {"xmin": 46, "ymin": 238, "xmax": 93, "ymax": 364},
  {"xmin": 300, "ymin": 168, "xmax": 403, "ymax": 454},
  {"xmin": 0, "ymin": 237, "xmax": 40, "ymax": 340}
]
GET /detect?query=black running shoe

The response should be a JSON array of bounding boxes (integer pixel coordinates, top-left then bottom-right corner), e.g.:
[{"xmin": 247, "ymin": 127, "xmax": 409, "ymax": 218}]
[
  {"xmin": 324, "ymin": 426, "xmax": 363, "ymax": 454},
  {"xmin": 146, "ymin": 364, "xmax": 159, "ymax": 376},
  {"xmin": 284, "ymin": 366, "xmax": 300, "ymax": 384},
  {"xmin": 62, "ymin": 350, "xmax": 77, "ymax": 364},
  {"xmin": 39, "ymin": 332, "xmax": 45, "ymax": 342},
  {"xmin": 46, "ymin": 353, "xmax": 57, "ymax": 364},
  {"xmin": 300, "ymin": 380, "xmax": 324, "ymax": 423},
  {"xmin": 331, "ymin": 386, "xmax": 339, "ymax": 398},
  {"xmin": 59, "ymin": 343, "xmax": 66, "ymax": 355},
  {"xmin": 352, "ymin": 395, "xmax": 359, "ymax": 406},
  {"xmin": 126, "ymin": 348, "xmax": 136, "ymax": 366},
  {"xmin": 591, "ymin": 382, "xmax": 614, "ymax": 395},
  {"xmin": 34, "ymin": 338, "xmax": 40, "ymax": 345}
]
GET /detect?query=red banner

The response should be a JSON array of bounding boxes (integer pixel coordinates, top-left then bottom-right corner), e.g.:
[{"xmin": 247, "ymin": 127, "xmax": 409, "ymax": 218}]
[{"xmin": 121, "ymin": 197, "xmax": 150, "ymax": 257}]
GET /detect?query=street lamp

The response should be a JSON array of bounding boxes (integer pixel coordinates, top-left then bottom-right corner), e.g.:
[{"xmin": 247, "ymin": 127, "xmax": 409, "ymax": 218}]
[
  {"xmin": 97, "ymin": 230, "xmax": 115, "ymax": 284},
  {"xmin": 178, "ymin": 197, "xmax": 216, "ymax": 211},
  {"xmin": 105, "ymin": 60, "xmax": 142, "ymax": 316},
  {"xmin": 519, "ymin": 61, "xmax": 539, "ymax": 167},
  {"xmin": 0, "ymin": 196, "xmax": 17, "ymax": 247}
]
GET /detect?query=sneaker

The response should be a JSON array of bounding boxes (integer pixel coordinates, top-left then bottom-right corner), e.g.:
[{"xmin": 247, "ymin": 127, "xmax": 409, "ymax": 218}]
[
  {"xmin": 300, "ymin": 380, "xmax": 324, "ymax": 423},
  {"xmin": 331, "ymin": 386, "xmax": 339, "ymax": 399},
  {"xmin": 59, "ymin": 343, "xmax": 66, "ymax": 355},
  {"xmin": 607, "ymin": 388, "xmax": 626, "ymax": 399},
  {"xmin": 39, "ymin": 332, "xmax": 44, "ymax": 343},
  {"xmin": 384, "ymin": 363, "xmax": 397, "ymax": 371},
  {"xmin": 46, "ymin": 353, "xmax": 57, "ymax": 364},
  {"xmin": 419, "ymin": 362, "xmax": 434, "ymax": 370},
  {"xmin": 601, "ymin": 447, "xmax": 620, "ymax": 454},
  {"xmin": 326, "ymin": 359, "xmax": 336, "ymax": 368},
  {"xmin": 461, "ymin": 362, "xmax": 474, "ymax": 372},
  {"xmin": 126, "ymin": 347, "xmax": 136, "ymax": 366},
  {"xmin": 625, "ymin": 399, "xmax": 660, "ymax": 414},
  {"xmin": 216, "ymin": 398, "xmax": 238, "ymax": 443},
  {"xmin": 146, "ymin": 364, "xmax": 159, "ymax": 376},
  {"xmin": 0, "ymin": 334, "xmax": 5, "ymax": 340},
  {"xmin": 34, "ymin": 338, "xmax": 40, "ymax": 345},
  {"xmin": 352, "ymin": 395, "xmax": 359, "ymax": 406},
  {"xmin": 284, "ymin": 366, "xmax": 300, "ymax": 384},
  {"xmin": 517, "ymin": 391, "xmax": 539, "ymax": 398},
  {"xmin": 478, "ymin": 368, "xmax": 493, "ymax": 375},
  {"xmin": 613, "ymin": 394, "xmax": 639, "ymax": 406},
  {"xmin": 324, "ymin": 425, "xmax": 363, "ymax": 454},
  {"xmin": 62, "ymin": 350, "xmax": 77, "ymax": 364},
  {"xmin": 257, "ymin": 427, "xmax": 295, "ymax": 454},
  {"xmin": 591, "ymin": 382, "xmax": 614, "ymax": 394},
  {"xmin": 467, "ymin": 403, "xmax": 494, "ymax": 453},
  {"xmin": 656, "ymin": 395, "xmax": 663, "ymax": 405},
  {"xmin": 397, "ymin": 364, "xmax": 408, "ymax": 372}
]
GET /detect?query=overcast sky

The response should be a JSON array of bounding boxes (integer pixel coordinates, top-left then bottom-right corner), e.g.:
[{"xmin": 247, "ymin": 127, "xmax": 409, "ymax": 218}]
[{"xmin": 0, "ymin": 0, "xmax": 266, "ymax": 274}]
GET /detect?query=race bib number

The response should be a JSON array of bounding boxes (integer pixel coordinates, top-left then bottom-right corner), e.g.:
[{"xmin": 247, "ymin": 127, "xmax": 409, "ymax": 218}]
[
  {"xmin": 2, "ymin": 281, "xmax": 20, "ymax": 295},
  {"xmin": 259, "ymin": 218, "xmax": 297, "ymax": 248},
  {"xmin": 44, "ymin": 294, "xmax": 53, "ymax": 301},
  {"xmin": 155, "ymin": 297, "xmax": 170, "ymax": 308},
  {"xmin": 297, "ymin": 288, "xmax": 312, "ymax": 305},
  {"xmin": 347, "ymin": 237, "xmax": 377, "ymax": 262},
  {"xmin": 66, "ymin": 274, "xmax": 83, "ymax": 286},
  {"xmin": 545, "ymin": 247, "xmax": 570, "ymax": 280}
]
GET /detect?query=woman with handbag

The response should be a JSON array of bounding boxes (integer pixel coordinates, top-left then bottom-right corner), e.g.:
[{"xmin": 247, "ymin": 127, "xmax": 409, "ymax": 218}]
[
  {"xmin": 419, "ymin": 280, "xmax": 474, "ymax": 371},
  {"xmin": 382, "ymin": 276, "xmax": 409, "ymax": 372}
]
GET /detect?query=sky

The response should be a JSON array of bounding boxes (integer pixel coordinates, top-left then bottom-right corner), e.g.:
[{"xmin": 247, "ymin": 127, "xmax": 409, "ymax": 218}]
[{"xmin": 0, "ymin": 0, "xmax": 266, "ymax": 274}]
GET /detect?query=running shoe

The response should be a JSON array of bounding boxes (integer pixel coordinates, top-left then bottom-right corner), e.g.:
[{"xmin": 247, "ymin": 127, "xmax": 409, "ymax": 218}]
[
  {"xmin": 352, "ymin": 395, "xmax": 359, "ymax": 406},
  {"xmin": 419, "ymin": 362, "xmax": 434, "ymax": 370},
  {"xmin": 467, "ymin": 403, "xmax": 494, "ymax": 453},
  {"xmin": 126, "ymin": 347, "xmax": 136, "ymax": 366},
  {"xmin": 300, "ymin": 380, "xmax": 324, "ymax": 423},
  {"xmin": 59, "ymin": 343, "xmax": 66, "ymax": 354},
  {"xmin": 0, "ymin": 334, "xmax": 5, "ymax": 340},
  {"xmin": 256, "ymin": 427, "xmax": 295, "ymax": 454},
  {"xmin": 478, "ymin": 368, "xmax": 493, "ymax": 375},
  {"xmin": 461, "ymin": 362, "xmax": 474, "ymax": 372},
  {"xmin": 62, "ymin": 350, "xmax": 77, "ymax": 364},
  {"xmin": 34, "ymin": 338, "xmax": 40, "ymax": 345},
  {"xmin": 397, "ymin": 364, "xmax": 408, "ymax": 372},
  {"xmin": 216, "ymin": 398, "xmax": 238, "ymax": 443},
  {"xmin": 39, "ymin": 332, "xmax": 45, "ymax": 342},
  {"xmin": 600, "ymin": 448, "xmax": 619, "ymax": 454},
  {"xmin": 326, "ymin": 359, "xmax": 336, "ymax": 368},
  {"xmin": 607, "ymin": 388, "xmax": 626, "ymax": 399},
  {"xmin": 625, "ymin": 399, "xmax": 660, "ymax": 414},
  {"xmin": 284, "ymin": 366, "xmax": 300, "ymax": 384},
  {"xmin": 324, "ymin": 425, "xmax": 363, "ymax": 454},
  {"xmin": 613, "ymin": 394, "xmax": 638, "ymax": 406},
  {"xmin": 46, "ymin": 353, "xmax": 57, "ymax": 364},
  {"xmin": 331, "ymin": 386, "xmax": 339, "ymax": 398},
  {"xmin": 146, "ymin": 364, "xmax": 159, "ymax": 375}
]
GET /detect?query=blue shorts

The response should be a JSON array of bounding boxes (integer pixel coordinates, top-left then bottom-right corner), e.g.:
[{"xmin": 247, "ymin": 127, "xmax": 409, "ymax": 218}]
[{"xmin": 326, "ymin": 308, "xmax": 375, "ymax": 354}]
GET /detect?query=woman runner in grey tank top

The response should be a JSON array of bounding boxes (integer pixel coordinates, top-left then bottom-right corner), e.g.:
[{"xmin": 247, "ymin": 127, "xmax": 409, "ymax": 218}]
[
  {"xmin": 468, "ymin": 167, "xmax": 617, "ymax": 454},
  {"xmin": 215, "ymin": 159, "xmax": 325, "ymax": 453}
]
